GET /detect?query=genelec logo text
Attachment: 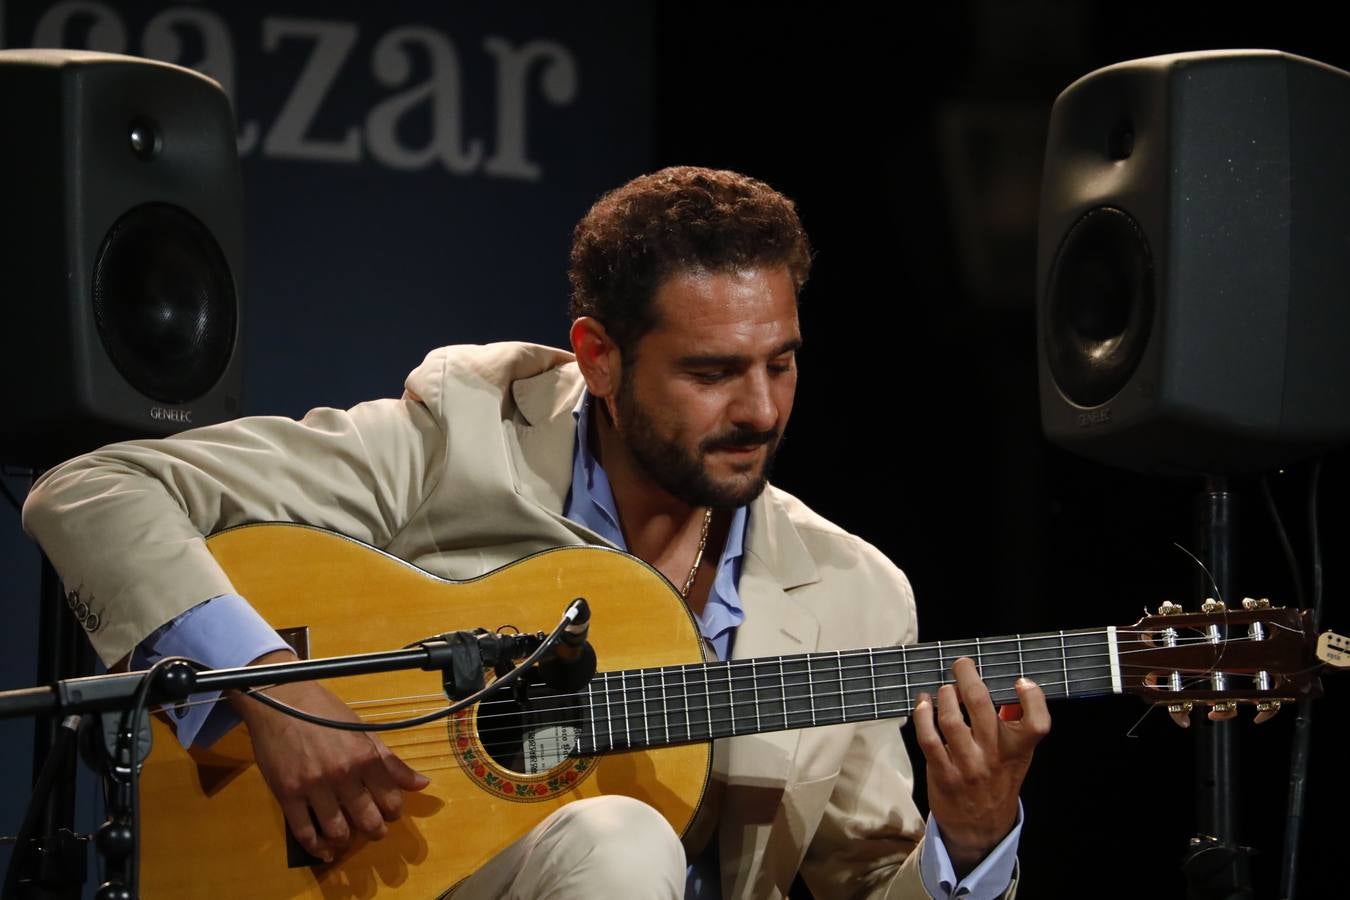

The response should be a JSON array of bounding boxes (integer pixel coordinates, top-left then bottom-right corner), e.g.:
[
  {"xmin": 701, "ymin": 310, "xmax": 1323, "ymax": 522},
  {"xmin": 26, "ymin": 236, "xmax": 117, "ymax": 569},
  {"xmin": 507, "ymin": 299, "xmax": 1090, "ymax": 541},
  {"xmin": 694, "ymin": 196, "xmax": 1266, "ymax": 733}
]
[
  {"xmin": 150, "ymin": 408, "xmax": 193, "ymax": 424},
  {"xmin": 1076, "ymin": 408, "xmax": 1111, "ymax": 427}
]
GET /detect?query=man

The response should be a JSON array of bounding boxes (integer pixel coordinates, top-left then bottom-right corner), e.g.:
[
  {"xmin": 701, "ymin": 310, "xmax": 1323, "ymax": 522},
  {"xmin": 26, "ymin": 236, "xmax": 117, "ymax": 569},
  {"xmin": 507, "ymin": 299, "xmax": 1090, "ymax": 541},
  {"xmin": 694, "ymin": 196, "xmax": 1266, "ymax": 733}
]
[{"xmin": 23, "ymin": 167, "xmax": 1048, "ymax": 898}]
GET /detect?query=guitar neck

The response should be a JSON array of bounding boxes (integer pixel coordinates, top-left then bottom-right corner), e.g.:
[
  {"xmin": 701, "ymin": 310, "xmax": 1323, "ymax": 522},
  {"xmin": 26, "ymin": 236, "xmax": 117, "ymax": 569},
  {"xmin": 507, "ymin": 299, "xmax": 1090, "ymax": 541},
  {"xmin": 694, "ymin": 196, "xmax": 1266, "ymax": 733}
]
[{"xmin": 577, "ymin": 627, "xmax": 1119, "ymax": 754}]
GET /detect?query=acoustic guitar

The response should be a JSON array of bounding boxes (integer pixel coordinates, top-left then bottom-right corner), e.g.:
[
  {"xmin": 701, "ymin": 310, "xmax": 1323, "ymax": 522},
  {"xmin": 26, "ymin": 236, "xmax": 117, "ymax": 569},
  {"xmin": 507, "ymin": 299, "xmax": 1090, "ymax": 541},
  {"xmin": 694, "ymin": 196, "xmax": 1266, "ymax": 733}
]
[{"xmin": 137, "ymin": 523, "xmax": 1327, "ymax": 898}]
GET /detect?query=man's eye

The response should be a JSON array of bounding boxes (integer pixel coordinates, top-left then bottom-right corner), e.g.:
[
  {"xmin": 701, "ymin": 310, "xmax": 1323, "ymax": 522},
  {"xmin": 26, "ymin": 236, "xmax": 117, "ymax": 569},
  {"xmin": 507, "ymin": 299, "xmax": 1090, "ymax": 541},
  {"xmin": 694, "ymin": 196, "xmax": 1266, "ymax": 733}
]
[{"xmin": 694, "ymin": 371, "xmax": 728, "ymax": 383}]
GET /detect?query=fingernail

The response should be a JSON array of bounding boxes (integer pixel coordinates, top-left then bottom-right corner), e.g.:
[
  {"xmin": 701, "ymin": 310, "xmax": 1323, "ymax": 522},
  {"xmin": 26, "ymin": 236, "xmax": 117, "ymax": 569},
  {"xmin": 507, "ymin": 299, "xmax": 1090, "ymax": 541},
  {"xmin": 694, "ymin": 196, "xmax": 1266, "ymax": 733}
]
[{"xmin": 414, "ymin": 773, "xmax": 431, "ymax": 788}]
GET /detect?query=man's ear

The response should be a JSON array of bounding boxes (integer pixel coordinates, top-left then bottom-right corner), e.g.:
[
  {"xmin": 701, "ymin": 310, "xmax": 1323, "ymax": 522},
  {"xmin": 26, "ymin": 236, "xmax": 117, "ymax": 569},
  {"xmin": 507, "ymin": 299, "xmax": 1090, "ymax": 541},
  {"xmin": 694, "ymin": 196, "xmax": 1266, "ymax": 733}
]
[{"xmin": 570, "ymin": 317, "xmax": 622, "ymax": 399}]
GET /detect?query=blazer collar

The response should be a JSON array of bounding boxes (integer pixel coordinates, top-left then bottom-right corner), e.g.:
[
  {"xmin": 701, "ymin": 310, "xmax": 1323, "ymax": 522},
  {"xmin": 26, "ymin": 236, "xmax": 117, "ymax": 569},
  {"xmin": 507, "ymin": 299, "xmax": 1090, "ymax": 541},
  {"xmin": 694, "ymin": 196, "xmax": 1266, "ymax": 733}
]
[{"xmin": 508, "ymin": 361, "xmax": 587, "ymax": 517}]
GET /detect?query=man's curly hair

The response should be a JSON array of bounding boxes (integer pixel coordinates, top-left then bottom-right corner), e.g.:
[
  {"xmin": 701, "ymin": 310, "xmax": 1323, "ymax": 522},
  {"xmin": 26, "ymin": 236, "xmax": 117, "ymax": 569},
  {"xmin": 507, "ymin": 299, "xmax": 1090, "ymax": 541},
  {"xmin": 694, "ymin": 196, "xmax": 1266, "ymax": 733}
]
[{"xmin": 568, "ymin": 166, "xmax": 812, "ymax": 359}]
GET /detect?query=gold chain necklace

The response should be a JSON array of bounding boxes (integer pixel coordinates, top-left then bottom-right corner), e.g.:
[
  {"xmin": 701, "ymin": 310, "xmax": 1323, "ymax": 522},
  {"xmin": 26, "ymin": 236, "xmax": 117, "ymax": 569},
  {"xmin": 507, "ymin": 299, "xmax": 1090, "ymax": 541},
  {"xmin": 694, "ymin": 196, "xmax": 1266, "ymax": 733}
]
[{"xmin": 679, "ymin": 507, "xmax": 714, "ymax": 599}]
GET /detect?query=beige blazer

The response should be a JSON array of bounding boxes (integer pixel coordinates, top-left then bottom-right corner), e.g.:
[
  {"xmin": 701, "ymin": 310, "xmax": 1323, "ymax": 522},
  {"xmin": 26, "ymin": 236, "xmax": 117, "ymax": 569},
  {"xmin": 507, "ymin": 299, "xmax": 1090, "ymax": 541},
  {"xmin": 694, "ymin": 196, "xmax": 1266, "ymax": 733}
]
[{"xmin": 24, "ymin": 342, "xmax": 1013, "ymax": 899}]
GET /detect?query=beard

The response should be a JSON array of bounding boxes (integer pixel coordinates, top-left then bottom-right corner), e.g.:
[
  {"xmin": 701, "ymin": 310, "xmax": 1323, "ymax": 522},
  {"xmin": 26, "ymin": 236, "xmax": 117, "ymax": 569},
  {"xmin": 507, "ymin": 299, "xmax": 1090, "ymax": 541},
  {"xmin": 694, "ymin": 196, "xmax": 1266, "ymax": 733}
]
[{"xmin": 612, "ymin": 376, "xmax": 780, "ymax": 510}]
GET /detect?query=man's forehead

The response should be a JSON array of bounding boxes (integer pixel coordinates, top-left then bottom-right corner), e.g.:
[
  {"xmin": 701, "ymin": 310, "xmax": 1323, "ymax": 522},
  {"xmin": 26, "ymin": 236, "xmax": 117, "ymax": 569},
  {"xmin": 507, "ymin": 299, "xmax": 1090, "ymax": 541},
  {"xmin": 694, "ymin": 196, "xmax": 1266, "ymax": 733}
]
[{"xmin": 649, "ymin": 266, "xmax": 797, "ymax": 319}]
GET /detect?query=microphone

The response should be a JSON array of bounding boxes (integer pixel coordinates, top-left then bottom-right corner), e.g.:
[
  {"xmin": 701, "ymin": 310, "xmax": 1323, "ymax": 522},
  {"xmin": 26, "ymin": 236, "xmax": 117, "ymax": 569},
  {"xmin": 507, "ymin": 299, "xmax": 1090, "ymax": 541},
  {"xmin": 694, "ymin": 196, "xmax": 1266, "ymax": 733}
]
[{"xmin": 538, "ymin": 598, "xmax": 596, "ymax": 692}]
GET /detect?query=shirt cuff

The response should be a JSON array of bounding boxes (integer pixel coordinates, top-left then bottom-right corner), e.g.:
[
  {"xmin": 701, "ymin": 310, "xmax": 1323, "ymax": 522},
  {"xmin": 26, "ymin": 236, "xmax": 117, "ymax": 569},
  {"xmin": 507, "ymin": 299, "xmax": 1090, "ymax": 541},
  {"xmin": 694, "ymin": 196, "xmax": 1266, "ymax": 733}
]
[
  {"xmin": 918, "ymin": 801, "xmax": 1022, "ymax": 899},
  {"xmin": 132, "ymin": 594, "xmax": 292, "ymax": 748}
]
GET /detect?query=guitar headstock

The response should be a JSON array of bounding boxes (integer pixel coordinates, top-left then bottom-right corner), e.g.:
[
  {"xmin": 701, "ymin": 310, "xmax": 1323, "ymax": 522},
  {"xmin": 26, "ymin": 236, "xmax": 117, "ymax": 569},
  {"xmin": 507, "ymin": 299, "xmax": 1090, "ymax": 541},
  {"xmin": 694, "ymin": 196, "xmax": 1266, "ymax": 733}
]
[{"xmin": 1117, "ymin": 599, "xmax": 1323, "ymax": 717}]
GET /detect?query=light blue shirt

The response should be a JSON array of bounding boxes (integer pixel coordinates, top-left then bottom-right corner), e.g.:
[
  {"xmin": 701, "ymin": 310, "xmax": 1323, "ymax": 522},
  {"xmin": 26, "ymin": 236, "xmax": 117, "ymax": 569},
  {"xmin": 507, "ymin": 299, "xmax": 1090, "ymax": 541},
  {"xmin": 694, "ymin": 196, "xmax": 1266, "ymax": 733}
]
[{"xmin": 139, "ymin": 390, "xmax": 1019, "ymax": 898}]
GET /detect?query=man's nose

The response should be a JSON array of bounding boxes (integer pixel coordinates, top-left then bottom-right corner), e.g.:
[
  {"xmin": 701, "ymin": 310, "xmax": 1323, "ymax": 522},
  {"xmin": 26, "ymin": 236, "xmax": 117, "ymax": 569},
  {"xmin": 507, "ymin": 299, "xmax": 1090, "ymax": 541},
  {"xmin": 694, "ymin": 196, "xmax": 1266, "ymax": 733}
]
[{"xmin": 730, "ymin": 370, "xmax": 777, "ymax": 433}]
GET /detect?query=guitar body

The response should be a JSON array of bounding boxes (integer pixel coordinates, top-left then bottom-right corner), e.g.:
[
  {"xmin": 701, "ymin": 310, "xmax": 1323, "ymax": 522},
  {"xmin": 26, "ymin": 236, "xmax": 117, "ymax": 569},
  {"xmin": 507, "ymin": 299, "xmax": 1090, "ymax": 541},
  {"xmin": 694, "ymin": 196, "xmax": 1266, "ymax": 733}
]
[{"xmin": 139, "ymin": 524, "xmax": 712, "ymax": 898}]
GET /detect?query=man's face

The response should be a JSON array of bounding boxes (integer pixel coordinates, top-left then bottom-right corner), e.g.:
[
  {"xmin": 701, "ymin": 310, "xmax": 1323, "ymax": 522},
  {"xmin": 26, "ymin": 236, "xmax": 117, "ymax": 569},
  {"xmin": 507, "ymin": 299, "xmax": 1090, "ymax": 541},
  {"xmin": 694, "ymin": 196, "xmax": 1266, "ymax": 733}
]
[{"xmin": 611, "ymin": 266, "xmax": 800, "ymax": 509}]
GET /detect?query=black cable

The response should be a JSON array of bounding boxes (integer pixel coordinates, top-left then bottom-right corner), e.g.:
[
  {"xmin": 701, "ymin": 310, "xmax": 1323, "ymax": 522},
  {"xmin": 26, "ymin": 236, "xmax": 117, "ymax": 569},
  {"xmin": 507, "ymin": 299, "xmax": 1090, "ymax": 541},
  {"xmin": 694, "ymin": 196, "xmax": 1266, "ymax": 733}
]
[
  {"xmin": 0, "ymin": 714, "xmax": 81, "ymax": 900},
  {"xmin": 240, "ymin": 612, "xmax": 572, "ymax": 732},
  {"xmin": 1279, "ymin": 460, "xmax": 1323, "ymax": 900},
  {"xmin": 1260, "ymin": 474, "xmax": 1307, "ymax": 610}
]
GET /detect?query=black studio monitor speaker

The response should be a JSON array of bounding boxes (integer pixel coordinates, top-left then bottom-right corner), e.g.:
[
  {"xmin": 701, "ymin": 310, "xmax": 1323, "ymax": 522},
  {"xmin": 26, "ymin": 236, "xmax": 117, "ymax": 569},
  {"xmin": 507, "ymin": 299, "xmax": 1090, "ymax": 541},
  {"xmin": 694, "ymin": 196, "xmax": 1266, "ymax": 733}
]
[
  {"xmin": 1037, "ymin": 50, "xmax": 1350, "ymax": 475},
  {"xmin": 0, "ymin": 49, "xmax": 244, "ymax": 466}
]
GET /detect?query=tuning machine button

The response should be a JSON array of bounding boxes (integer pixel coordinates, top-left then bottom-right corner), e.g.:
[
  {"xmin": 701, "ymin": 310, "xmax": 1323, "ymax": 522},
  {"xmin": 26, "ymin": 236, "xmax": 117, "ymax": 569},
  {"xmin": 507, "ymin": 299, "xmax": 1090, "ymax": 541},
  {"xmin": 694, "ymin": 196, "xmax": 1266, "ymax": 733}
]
[{"xmin": 1167, "ymin": 701, "xmax": 1193, "ymax": 728}]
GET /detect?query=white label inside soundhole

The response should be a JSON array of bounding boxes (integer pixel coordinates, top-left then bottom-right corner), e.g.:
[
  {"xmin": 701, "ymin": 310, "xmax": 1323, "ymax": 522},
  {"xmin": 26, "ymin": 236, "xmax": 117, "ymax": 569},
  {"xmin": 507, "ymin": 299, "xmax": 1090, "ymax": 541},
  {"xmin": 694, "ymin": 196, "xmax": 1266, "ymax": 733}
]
[{"xmin": 522, "ymin": 725, "xmax": 579, "ymax": 773}]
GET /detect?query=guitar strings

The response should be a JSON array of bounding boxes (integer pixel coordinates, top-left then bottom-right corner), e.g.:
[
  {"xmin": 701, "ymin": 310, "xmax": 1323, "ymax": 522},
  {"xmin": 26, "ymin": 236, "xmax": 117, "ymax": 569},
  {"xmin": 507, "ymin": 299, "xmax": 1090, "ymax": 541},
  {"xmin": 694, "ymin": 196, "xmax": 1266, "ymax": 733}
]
[
  {"xmin": 407, "ymin": 625, "xmax": 1306, "ymax": 724},
  {"xmin": 378, "ymin": 668, "xmax": 1270, "ymax": 762},
  {"xmin": 152, "ymin": 626, "xmax": 1310, "ymax": 754},
  {"xmin": 396, "ymin": 663, "xmax": 1303, "ymax": 756},
  {"xmin": 158, "ymin": 626, "xmax": 1303, "ymax": 724}
]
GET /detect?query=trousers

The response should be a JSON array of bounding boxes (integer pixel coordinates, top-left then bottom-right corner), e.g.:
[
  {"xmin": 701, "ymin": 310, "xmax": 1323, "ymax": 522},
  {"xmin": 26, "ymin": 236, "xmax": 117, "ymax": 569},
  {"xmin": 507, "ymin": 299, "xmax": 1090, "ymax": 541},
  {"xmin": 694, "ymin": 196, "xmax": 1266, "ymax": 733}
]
[{"xmin": 452, "ymin": 796, "xmax": 687, "ymax": 899}]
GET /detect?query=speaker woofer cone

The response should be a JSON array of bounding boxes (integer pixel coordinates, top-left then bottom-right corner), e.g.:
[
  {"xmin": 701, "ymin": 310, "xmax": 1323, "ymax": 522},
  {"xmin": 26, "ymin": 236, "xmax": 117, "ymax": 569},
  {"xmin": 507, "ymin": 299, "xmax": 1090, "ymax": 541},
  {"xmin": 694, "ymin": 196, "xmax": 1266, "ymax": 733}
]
[
  {"xmin": 92, "ymin": 202, "xmax": 237, "ymax": 405},
  {"xmin": 1044, "ymin": 206, "xmax": 1155, "ymax": 408}
]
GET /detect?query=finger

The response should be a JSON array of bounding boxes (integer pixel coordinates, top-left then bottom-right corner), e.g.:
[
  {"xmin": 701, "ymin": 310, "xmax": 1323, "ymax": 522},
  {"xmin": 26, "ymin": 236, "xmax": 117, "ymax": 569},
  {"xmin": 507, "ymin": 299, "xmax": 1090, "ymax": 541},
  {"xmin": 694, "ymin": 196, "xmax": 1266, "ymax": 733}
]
[
  {"xmin": 357, "ymin": 742, "xmax": 406, "ymax": 824},
  {"xmin": 1004, "ymin": 680, "xmax": 1053, "ymax": 750},
  {"xmin": 339, "ymin": 781, "xmax": 389, "ymax": 840},
  {"xmin": 308, "ymin": 785, "xmax": 352, "ymax": 850},
  {"xmin": 911, "ymin": 693, "xmax": 957, "ymax": 779},
  {"xmin": 376, "ymin": 736, "xmax": 431, "ymax": 792},
  {"xmin": 951, "ymin": 657, "xmax": 998, "ymax": 748},
  {"xmin": 998, "ymin": 703, "xmax": 1023, "ymax": 722},
  {"xmin": 282, "ymin": 797, "xmax": 332, "ymax": 863},
  {"xmin": 936, "ymin": 683, "xmax": 981, "ymax": 772}
]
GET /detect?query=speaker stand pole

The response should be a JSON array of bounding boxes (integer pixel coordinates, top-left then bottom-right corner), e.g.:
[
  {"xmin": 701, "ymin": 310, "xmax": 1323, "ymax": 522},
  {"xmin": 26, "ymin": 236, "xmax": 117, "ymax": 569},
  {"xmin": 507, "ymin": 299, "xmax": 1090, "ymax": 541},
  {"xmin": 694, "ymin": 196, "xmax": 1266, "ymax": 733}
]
[{"xmin": 1182, "ymin": 476, "xmax": 1253, "ymax": 899}]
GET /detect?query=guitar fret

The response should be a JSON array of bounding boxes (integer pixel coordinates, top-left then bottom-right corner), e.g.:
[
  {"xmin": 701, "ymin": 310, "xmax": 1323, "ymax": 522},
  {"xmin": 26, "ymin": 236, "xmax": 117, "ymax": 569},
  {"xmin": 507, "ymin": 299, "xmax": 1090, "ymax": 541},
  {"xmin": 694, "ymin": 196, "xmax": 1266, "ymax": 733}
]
[
  {"xmin": 660, "ymin": 667, "xmax": 669, "ymax": 745},
  {"xmin": 901, "ymin": 645, "xmax": 910, "ymax": 712},
  {"xmin": 585, "ymin": 681, "xmax": 596, "ymax": 754},
  {"xmin": 607, "ymin": 671, "xmax": 618, "ymax": 750},
  {"xmin": 707, "ymin": 661, "xmax": 718, "ymax": 739},
  {"xmin": 640, "ymin": 669, "xmax": 650, "ymax": 745},
  {"xmin": 725, "ymin": 661, "xmax": 736, "ymax": 736},
  {"xmin": 1017, "ymin": 634, "xmax": 1024, "ymax": 679},
  {"xmin": 868, "ymin": 648, "xmax": 879, "ymax": 719},
  {"xmin": 681, "ymin": 664, "xmax": 691, "ymax": 742},
  {"xmin": 974, "ymin": 636, "xmax": 983, "ymax": 675},
  {"xmin": 779, "ymin": 657, "xmax": 788, "ymax": 728},
  {"xmin": 621, "ymin": 670, "xmax": 631, "ymax": 748},
  {"xmin": 1059, "ymin": 630, "xmax": 1070, "ymax": 699},
  {"xmin": 752, "ymin": 660, "xmax": 761, "ymax": 732},
  {"xmin": 936, "ymin": 640, "xmax": 944, "ymax": 685},
  {"xmin": 836, "ymin": 651, "xmax": 845, "ymax": 723},
  {"xmin": 806, "ymin": 656, "xmax": 817, "ymax": 726}
]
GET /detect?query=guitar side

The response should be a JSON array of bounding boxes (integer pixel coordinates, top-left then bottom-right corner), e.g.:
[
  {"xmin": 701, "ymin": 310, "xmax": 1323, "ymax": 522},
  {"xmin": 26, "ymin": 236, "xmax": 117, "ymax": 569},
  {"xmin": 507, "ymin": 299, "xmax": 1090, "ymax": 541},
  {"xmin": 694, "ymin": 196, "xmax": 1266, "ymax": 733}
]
[{"xmin": 139, "ymin": 524, "xmax": 712, "ymax": 899}]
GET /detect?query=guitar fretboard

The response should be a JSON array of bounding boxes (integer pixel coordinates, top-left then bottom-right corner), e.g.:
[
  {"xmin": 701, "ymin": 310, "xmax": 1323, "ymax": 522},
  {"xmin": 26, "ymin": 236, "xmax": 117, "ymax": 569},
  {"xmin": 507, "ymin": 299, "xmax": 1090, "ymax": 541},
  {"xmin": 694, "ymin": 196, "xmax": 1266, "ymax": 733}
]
[{"xmin": 576, "ymin": 628, "xmax": 1118, "ymax": 755}]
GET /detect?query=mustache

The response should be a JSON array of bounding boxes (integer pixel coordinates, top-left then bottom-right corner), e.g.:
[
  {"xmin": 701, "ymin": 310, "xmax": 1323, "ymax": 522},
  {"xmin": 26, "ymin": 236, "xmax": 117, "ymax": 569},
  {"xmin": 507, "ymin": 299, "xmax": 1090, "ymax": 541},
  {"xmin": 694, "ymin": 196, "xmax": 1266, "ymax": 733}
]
[{"xmin": 701, "ymin": 427, "xmax": 778, "ymax": 452}]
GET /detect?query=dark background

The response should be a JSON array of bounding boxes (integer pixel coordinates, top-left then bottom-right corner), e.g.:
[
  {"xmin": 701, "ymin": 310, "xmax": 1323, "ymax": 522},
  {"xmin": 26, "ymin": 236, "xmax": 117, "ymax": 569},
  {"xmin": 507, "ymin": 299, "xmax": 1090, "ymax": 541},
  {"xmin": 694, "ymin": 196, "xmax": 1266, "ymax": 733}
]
[{"xmin": 2, "ymin": 2, "xmax": 1348, "ymax": 897}]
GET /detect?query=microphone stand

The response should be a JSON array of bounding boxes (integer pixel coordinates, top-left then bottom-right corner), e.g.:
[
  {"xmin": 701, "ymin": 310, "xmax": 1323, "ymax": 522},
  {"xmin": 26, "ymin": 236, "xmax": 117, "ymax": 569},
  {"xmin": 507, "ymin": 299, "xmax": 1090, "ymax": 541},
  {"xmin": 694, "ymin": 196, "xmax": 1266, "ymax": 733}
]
[{"xmin": 0, "ymin": 599, "xmax": 588, "ymax": 900}]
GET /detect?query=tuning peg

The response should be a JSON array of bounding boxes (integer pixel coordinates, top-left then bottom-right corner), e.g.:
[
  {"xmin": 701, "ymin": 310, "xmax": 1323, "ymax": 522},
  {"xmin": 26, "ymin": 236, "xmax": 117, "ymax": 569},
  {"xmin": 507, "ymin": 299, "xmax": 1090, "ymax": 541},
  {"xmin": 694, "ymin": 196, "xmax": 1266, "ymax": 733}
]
[
  {"xmin": 1167, "ymin": 701, "xmax": 1193, "ymax": 728},
  {"xmin": 1254, "ymin": 700, "xmax": 1282, "ymax": 724},
  {"xmin": 1207, "ymin": 701, "xmax": 1237, "ymax": 721},
  {"xmin": 1242, "ymin": 597, "xmax": 1272, "ymax": 610},
  {"xmin": 1157, "ymin": 601, "xmax": 1184, "ymax": 615},
  {"xmin": 1201, "ymin": 598, "xmax": 1225, "ymax": 613}
]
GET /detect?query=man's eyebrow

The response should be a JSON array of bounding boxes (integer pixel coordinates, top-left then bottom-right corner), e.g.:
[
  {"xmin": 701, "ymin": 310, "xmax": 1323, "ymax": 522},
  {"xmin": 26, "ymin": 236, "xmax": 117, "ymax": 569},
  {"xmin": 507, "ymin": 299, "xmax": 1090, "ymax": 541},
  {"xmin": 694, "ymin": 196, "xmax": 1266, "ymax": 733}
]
[{"xmin": 675, "ymin": 338, "xmax": 803, "ymax": 369}]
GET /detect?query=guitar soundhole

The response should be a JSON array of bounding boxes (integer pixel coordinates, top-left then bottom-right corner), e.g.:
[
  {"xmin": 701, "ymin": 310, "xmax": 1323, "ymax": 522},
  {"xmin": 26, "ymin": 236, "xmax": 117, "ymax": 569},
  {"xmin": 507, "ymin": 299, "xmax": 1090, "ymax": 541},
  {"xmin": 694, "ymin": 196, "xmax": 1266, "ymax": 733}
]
[{"xmin": 474, "ymin": 676, "xmax": 587, "ymax": 776}]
